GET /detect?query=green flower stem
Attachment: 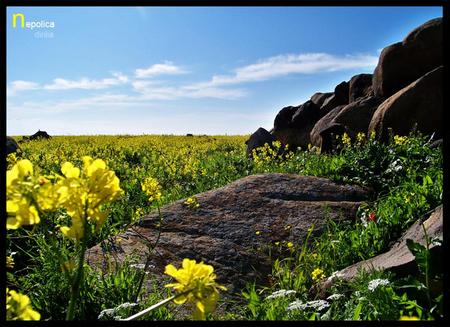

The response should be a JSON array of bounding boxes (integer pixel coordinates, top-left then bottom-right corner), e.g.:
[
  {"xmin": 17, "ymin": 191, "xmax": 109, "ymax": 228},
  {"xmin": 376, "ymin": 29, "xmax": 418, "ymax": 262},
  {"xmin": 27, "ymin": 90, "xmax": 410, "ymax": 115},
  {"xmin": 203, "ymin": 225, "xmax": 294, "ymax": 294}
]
[
  {"xmin": 133, "ymin": 202, "xmax": 164, "ymax": 303},
  {"xmin": 421, "ymin": 223, "xmax": 431, "ymax": 308},
  {"xmin": 66, "ymin": 205, "xmax": 90, "ymax": 320},
  {"xmin": 122, "ymin": 289, "xmax": 191, "ymax": 321},
  {"xmin": 66, "ymin": 236, "xmax": 87, "ymax": 320}
]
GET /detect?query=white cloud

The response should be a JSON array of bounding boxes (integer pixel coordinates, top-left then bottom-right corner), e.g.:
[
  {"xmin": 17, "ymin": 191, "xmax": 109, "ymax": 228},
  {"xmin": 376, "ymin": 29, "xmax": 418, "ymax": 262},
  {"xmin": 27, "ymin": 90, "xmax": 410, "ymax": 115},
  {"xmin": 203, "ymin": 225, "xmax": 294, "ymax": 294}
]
[
  {"xmin": 7, "ymin": 80, "xmax": 40, "ymax": 96},
  {"xmin": 43, "ymin": 72, "xmax": 128, "ymax": 90},
  {"xmin": 192, "ymin": 52, "xmax": 379, "ymax": 88},
  {"xmin": 135, "ymin": 61, "xmax": 188, "ymax": 78},
  {"xmin": 132, "ymin": 80, "xmax": 246, "ymax": 100}
]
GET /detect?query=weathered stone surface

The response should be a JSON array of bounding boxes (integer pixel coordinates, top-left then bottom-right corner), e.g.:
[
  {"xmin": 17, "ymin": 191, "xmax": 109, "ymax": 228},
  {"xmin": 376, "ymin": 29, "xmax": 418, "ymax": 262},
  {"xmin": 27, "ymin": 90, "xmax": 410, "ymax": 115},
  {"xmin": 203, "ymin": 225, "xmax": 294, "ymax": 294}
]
[
  {"xmin": 372, "ymin": 18, "xmax": 442, "ymax": 98},
  {"xmin": 310, "ymin": 105, "xmax": 347, "ymax": 149},
  {"xmin": 245, "ymin": 127, "xmax": 277, "ymax": 157},
  {"xmin": 333, "ymin": 95, "xmax": 383, "ymax": 139},
  {"xmin": 7, "ymin": 136, "xmax": 20, "ymax": 155},
  {"xmin": 316, "ymin": 124, "xmax": 347, "ymax": 154},
  {"xmin": 320, "ymin": 81, "xmax": 349, "ymax": 116},
  {"xmin": 291, "ymin": 101, "xmax": 321, "ymax": 129},
  {"xmin": 86, "ymin": 174, "xmax": 370, "ymax": 292},
  {"xmin": 311, "ymin": 205, "xmax": 443, "ymax": 299},
  {"xmin": 349, "ymin": 73, "xmax": 373, "ymax": 102},
  {"xmin": 368, "ymin": 66, "xmax": 443, "ymax": 141},
  {"xmin": 30, "ymin": 130, "xmax": 51, "ymax": 140},
  {"xmin": 311, "ymin": 92, "xmax": 333, "ymax": 108},
  {"xmin": 311, "ymin": 96, "xmax": 383, "ymax": 152},
  {"xmin": 273, "ymin": 106, "xmax": 297, "ymax": 131},
  {"xmin": 271, "ymin": 127, "xmax": 305, "ymax": 151},
  {"xmin": 272, "ymin": 101, "xmax": 321, "ymax": 150}
]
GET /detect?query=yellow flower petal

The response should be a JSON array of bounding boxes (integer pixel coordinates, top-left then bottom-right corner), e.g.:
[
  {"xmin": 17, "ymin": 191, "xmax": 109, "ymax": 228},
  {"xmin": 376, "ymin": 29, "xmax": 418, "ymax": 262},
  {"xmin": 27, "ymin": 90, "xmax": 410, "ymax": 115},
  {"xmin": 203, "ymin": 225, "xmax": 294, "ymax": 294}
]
[{"xmin": 16, "ymin": 160, "xmax": 33, "ymax": 178}]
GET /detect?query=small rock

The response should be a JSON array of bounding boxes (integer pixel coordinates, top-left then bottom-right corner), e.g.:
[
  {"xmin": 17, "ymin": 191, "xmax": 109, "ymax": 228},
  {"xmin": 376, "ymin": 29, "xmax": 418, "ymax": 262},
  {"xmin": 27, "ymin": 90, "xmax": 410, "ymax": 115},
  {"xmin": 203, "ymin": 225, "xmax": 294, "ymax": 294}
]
[{"xmin": 245, "ymin": 127, "xmax": 277, "ymax": 157}]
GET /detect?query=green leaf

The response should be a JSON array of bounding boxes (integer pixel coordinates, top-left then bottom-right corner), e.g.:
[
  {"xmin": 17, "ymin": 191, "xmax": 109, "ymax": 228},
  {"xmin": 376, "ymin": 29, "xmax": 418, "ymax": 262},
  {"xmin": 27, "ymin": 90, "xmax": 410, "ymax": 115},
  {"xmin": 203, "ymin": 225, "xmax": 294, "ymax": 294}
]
[
  {"xmin": 406, "ymin": 239, "xmax": 428, "ymax": 275},
  {"xmin": 353, "ymin": 302, "xmax": 363, "ymax": 320}
]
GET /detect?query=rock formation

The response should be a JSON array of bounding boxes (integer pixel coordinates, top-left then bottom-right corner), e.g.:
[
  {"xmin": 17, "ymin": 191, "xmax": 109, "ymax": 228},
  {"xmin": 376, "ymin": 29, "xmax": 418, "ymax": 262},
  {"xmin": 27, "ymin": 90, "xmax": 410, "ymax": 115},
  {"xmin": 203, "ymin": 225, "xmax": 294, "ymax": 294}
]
[
  {"xmin": 30, "ymin": 130, "xmax": 51, "ymax": 140},
  {"xmin": 7, "ymin": 136, "xmax": 20, "ymax": 155},
  {"xmin": 368, "ymin": 66, "xmax": 443, "ymax": 141},
  {"xmin": 245, "ymin": 127, "xmax": 277, "ymax": 157},
  {"xmin": 249, "ymin": 17, "xmax": 442, "ymax": 154},
  {"xmin": 87, "ymin": 174, "xmax": 371, "ymax": 292}
]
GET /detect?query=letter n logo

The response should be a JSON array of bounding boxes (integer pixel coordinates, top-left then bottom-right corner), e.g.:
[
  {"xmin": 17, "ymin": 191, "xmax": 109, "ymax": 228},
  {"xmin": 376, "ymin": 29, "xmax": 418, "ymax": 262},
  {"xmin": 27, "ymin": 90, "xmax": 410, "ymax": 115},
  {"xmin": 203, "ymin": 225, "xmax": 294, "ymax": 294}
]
[{"xmin": 13, "ymin": 13, "xmax": 25, "ymax": 28}]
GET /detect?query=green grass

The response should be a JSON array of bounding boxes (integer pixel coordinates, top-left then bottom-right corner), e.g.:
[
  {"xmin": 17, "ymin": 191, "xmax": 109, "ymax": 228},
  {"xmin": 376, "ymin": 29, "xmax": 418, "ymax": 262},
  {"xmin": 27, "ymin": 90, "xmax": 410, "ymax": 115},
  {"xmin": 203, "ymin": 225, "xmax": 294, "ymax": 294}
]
[{"xmin": 6, "ymin": 132, "xmax": 443, "ymax": 320}]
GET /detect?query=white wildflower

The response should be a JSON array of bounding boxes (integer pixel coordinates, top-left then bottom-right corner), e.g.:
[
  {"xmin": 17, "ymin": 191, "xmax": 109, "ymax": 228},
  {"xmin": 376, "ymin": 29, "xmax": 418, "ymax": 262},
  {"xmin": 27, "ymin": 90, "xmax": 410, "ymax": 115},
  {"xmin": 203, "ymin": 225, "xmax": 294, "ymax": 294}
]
[
  {"xmin": 266, "ymin": 289, "xmax": 296, "ymax": 300},
  {"xmin": 360, "ymin": 212, "xmax": 368, "ymax": 227},
  {"xmin": 368, "ymin": 278, "xmax": 390, "ymax": 291},
  {"xmin": 306, "ymin": 300, "xmax": 330, "ymax": 311},
  {"xmin": 287, "ymin": 299, "xmax": 330, "ymax": 312},
  {"xmin": 326, "ymin": 293, "xmax": 344, "ymax": 301},
  {"xmin": 287, "ymin": 300, "xmax": 304, "ymax": 311},
  {"xmin": 98, "ymin": 302, "xmax": 139, "ymax": 320},
  {"xmin": 116, "ymin": 302, "xmax": 139, "ymax": 310},
  {"xmin": 130, "ymin": 263, "xmax": 146, "ymax": 269},
  {"xmin": 98, "ymin": 308, "xmax": 115, "ymax": 320},
  {"xmin": 130, "ymin": 263, "xmax": 155, "ymax": 270}
]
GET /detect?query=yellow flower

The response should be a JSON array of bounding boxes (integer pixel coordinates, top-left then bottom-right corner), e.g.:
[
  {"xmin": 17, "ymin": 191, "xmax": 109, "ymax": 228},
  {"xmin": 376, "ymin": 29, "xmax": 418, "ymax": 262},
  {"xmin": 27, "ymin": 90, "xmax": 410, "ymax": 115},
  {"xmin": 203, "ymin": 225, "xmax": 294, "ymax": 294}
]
[
  {"xmin": 61, "ymin": 162, "xmax": 80, "ymax": 178},
  {"xmin": 7, "ymin": 256, "xmax": 15, "ymax": 269},
  {"xmin": 164, "ymin": 259, "xmax": 227, "ymax": 320},
  {"xmin": 341, "ymin": 133, "xmax": 351, "ymax": 146},
  {"xmin": 36, "ymin": 182, "xmax": 61, "ymax": 211},
  {"xmin": 6, "ymin": 288, "xmax": 41, "ymax": 321},
  {"xmin": 399, "ymin": 315, "xmax": 420, "ymax": 320},
  {"xmin": 57, "ymin": 158, "xmax": 123, "ymax": 240},
  {"xmin": 255, "ymin": 231, "xmax": 261, "ymax": 235},
  {"xmin": 7, "ymin": 198, "xmax": 40, "ymax": 230},
  {"xmin": 141, "ymin": 177, "xmax": 162, "ymax": 203},
  {"xmin": 394, "ymin": 135, "xmax": 408, "ymax": 145},
  {"xmin": 184, "ymin": 196, "xmax": 200, "ymax": 209},
  {"xmin": 356, "ymin": 132, "xmax": 366, "ymax": 144},
  {"xmin": 311, "ymin": 268, "xmax": 325, "ymax": 282},
  {"xmin": 286, "ymin": 242, "xmax": 294, "ymax": 249}
]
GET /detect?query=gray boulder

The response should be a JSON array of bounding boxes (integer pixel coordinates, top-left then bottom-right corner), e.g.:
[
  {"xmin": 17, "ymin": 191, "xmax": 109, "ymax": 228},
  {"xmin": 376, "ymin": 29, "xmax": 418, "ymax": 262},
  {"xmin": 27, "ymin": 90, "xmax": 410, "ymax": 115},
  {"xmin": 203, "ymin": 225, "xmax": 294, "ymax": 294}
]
[
  {"xmin": 349, "ymin": 73, "xmax": 373, "ymax": 102},
  {"xmin": 7, "ymin": 136, "xmax": 20, "ymax": 155},
  {"xmin": 310, "ymin": 92, "xmax": 333, "ymax": 108},
  {"xmin": 245, "ymin": 127, "xmax": 277, "ymax": 157},
  {"xmin": 319, "ymin": 81, "xmax": 349, "ymax": 116},
  {"xmin": 372, "ymin": 18, "xmax": 443, "ymax": 98},
  {"xmin": 368, "ymin": 66, "xmax": 443, "ymax": 141},
  {"xmin": 272, "ymin": 101, "xmax": 322, "ymax": 150},
  {"xmin": 86, "ymin": 173, "xmax": 371, "ymax": 292},
  {"xmin": 310, "ymin": 105, "xmax": 347, "ymax": 150}
]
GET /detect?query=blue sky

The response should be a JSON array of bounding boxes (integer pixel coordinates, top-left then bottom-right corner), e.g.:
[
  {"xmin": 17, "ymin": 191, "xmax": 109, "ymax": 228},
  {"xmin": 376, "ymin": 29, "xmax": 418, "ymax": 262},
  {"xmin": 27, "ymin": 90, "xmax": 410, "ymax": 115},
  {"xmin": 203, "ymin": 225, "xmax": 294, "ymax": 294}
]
[{"xmin": 7, "ymin": 6, "xmax": 443, "ymax": 135}]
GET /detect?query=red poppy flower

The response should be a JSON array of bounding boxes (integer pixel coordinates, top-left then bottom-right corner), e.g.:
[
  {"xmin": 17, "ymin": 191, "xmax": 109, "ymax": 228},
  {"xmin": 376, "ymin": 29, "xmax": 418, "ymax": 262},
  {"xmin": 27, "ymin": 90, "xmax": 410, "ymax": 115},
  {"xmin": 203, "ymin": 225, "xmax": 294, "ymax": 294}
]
[{"xmin": 368, "ymin": 212, "xmax": 377, "ymax": 222}]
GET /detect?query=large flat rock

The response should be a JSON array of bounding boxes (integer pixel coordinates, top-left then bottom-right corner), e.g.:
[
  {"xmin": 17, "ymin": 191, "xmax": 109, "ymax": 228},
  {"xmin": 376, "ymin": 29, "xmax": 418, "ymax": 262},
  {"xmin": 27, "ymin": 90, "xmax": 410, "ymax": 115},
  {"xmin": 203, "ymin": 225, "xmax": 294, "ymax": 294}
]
[{"xmin": 86, "ymin": 173, "xmax": 370, "ymax": 291}]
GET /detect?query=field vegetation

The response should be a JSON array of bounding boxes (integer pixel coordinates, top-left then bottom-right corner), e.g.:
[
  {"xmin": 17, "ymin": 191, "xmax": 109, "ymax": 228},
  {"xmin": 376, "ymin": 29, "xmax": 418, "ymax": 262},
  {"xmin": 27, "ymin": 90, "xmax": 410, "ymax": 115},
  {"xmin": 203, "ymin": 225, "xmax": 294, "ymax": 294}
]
[{"xmin": 6, "ymin": 132, "xmax": 443, "ymax": 320}]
